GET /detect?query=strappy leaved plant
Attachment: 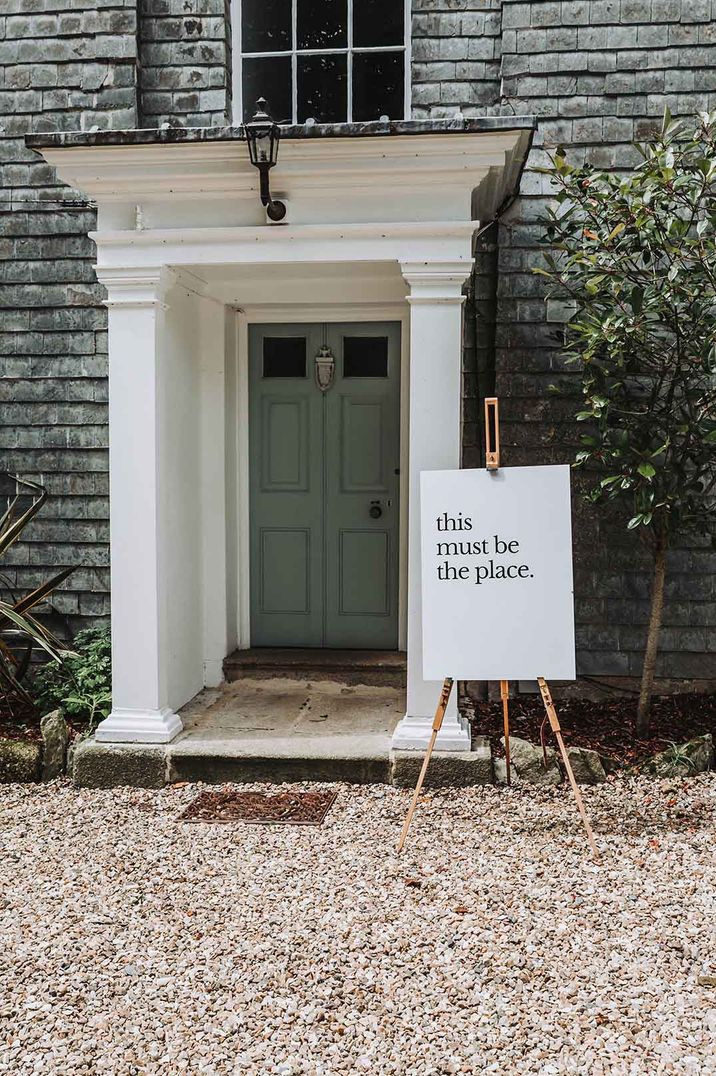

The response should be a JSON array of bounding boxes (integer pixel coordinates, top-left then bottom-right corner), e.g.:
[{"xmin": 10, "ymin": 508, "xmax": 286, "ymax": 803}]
[{"xmin": 0, "ymin": 476, "xmax": 74, "ymax": 709}]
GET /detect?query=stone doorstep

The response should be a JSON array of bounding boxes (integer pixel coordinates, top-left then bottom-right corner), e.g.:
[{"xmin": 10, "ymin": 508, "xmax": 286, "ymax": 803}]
[
  {"xmin": 223, "ymin": 649, "xmax": 407, "ymax": 689},
  {"xmin": 70, "ymin": 736, "xmax": 495, "ymax": 790}
]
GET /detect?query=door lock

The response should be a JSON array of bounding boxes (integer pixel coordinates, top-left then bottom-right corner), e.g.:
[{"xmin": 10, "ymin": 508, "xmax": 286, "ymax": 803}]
[{"xmin": 369, "ymin": 500, "xmax": 383, "ymax": 519}]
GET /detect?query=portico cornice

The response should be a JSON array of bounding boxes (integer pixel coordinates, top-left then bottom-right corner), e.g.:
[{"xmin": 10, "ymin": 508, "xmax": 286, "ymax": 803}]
[{"xmin": 34, "ymin": 125, "xmax": 534, "ymax": 231}]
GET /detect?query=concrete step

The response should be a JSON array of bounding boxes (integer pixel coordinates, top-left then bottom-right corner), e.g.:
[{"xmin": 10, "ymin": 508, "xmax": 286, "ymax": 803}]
[
  {"xmin": 223, "ymin": 648, "xmax": 407, "ymax": 688},
  {"xmin": 71, "ymin": 737, "xmax": 495, "ymax": 789}
]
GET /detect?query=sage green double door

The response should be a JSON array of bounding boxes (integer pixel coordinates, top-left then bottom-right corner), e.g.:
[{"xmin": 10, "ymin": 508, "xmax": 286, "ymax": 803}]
[{"xmin": 249, "ymin": 322, "xmax": 401, "ymax": 649}]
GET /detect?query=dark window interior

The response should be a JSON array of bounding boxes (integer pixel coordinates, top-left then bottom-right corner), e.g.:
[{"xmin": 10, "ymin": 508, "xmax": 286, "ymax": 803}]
[
  {"xmin": 343, "ymin": 337, "xmax": 389, "ymax": 378},
  {"xmin": 354, "ymin": 0, "xmax": 404, "ymax": 47},
  {"xmin": 241, "ymin": 0, "xmax": 291, "ymax": 53},
  {"xmin": 353, "ymin": 52, "xmax": 404, "ymax": 122},
  {"xmin": 242, "ymin": 56, "xmax": 292, "ymax": 123},
  {"xmin": 298, "ymin": 0, "xmax": 347, "ymax": 49},
  {"xmin": 263, "ymin": 337, "xmax": 308, "ymax": 377},
  {"xmin": 298, "ymin": 54, "xmax": 348, "ymax": 123}
]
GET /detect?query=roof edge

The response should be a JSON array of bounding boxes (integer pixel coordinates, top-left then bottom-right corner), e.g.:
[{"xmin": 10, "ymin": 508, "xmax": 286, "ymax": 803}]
[{"xmin": 26, "ymin": 116, "xmax": 537, "ymax": 151}]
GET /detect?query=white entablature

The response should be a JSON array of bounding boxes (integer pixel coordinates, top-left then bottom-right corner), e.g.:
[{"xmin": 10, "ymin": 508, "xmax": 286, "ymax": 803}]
[{"xmin": 32, "ymin": 119, "xmax": 534, "ymax": 231}]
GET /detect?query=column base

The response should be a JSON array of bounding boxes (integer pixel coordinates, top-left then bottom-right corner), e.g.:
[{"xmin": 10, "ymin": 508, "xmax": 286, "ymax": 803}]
[
  {"xmin": 391, "ymin": 711, "xmax": 471, "ymax": 752},
  {"xmin": 95, "ymin": 707, "xmax": 183, "ymax": 744}
]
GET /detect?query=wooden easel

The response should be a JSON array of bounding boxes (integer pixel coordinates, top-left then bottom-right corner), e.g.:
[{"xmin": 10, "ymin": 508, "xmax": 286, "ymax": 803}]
[{"xmin": 397, "ymin": 397, "xmax": 599, "ymax": 861}]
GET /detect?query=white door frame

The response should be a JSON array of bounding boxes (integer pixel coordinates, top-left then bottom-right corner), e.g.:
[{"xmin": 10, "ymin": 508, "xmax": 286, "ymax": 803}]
[{"xmin": 234, "ymin": 302, "xmax": 410, "ymax": 652}]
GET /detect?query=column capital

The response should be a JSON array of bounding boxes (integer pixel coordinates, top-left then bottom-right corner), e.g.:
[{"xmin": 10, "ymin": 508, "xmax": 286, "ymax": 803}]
[
  {"xmin": 399, "ymin": 260, "xmax": 470, "ymax": 304},
  {"xmin": 96, "ymin": 266, "xmax": 170, "ymax": 308}
]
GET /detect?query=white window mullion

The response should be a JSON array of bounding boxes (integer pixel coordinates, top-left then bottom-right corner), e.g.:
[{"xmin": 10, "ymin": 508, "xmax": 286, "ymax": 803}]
[
  {"xmin": 232, "ymin": 0, "xmax": 243, "ymax": 123},
  {"xmin": 347, "ymin": 0, "xmax": 353, "ymax": 123},
  {"xmin": 291, "ymin": 0, "xmax": 298, "ymax": 122},
  {"xmin": 404, "ymin": 0, "xmax": 411, "ymax": 119}
]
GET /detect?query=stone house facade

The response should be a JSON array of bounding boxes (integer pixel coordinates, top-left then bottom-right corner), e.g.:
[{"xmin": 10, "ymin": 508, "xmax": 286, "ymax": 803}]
[{"xmin": 2, "ymin": 0, "xmax": 715, "ymax": 717}]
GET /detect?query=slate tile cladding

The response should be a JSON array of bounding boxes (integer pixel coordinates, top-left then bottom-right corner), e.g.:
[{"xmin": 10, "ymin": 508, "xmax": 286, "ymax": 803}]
[
  {"xmin": 0, "ymin": 0, "xmax": 139, "ymax": 628},
  {"xmin": 138, "ymin": 0, "xmax": 232, "ymax": 128},
  {"xmin": 2, "ymin": 0, "xmax": 715, "ymax": 676}
]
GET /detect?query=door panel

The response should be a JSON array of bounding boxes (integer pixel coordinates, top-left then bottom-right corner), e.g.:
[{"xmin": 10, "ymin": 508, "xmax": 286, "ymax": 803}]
[
  {"xmin": 249, "ymin": 324, "xmax": 324, "ymax": 647},
  {"xmin": 339, "ymin": 529, "xmax": 390, "ymax": 616},
  {"xmin": 325, "ymin": 322, "xmax": 400, "ymax": 648},
  {"xmin": 340, "ymin": 397, "xmax": 387, "ymax": 491},
  {"xmin": 260, "ymin": 397, "xmax": 310, "ymax": 490},
  {"xmin": 259, "ymin": 528, "xmax": 310, "ymax": 613},
  {"xmin": 249, "ymin": 320, "xmax": 400, "ymax": 649}
]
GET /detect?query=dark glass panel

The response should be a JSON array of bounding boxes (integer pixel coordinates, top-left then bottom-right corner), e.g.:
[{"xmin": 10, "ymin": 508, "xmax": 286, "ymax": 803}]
[
  {"xmin": 242, "ymin": 56, "xmax": 292, "ymax": 123},
  {"xmin": 352, "ymin": 51, "xmax": 404, "ymax": 122},
  {"xmin": 298, "ymin": 0, "xmax": 347, "ymax": 49},
  {"xmin": 241, "ymin": 0, "xmax": 291, "ymax": 53},
  {"xmin": 263, "ymin": 338, "xmax": 308, "ymax": 377},
  {"xmin": 353, "ymin": 0, "xmax": 404, "ymax": 47},
  {"xmin": 343, "ymin": 337, "xmax": 389, "ymax": 377},
  {"xmin": 297, "ymin": 54, "xmax": 347, "ymax": 123}
]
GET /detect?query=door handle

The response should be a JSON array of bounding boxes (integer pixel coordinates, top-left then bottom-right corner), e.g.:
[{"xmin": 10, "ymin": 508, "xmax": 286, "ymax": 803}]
[{"xmin": 369, "ymin": 500, "xmax": 383, "ymax": 519}]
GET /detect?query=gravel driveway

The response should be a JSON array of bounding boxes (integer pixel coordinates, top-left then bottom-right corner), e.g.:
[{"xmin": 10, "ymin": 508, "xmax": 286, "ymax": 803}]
[{"xmin": 1, "ymin": 777, "xmax": 715, "ymax": 1074}]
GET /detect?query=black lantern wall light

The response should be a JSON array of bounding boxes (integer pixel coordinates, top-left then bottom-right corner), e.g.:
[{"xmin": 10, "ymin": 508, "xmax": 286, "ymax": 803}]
[{"xmin": 242, "ymin": 98, "xmax": 287, "ymax": 222}]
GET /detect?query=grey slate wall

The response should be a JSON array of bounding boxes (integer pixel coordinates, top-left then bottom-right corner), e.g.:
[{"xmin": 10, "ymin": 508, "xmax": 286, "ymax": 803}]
[
  {"xmin": 411, "ymin": 0, "xmax": 716, "ymax": 681},
  {"xmin": 138, "ymin": 0, "xmax": 232, "ymax": 128},
  {"xmin": 0, "ymin": 0, "xmax": 139, "ymax": 626}
]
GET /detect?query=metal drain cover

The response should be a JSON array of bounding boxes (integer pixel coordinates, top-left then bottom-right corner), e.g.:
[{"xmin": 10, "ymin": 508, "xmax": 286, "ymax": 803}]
[{"xmin": 179, "ymin": 788, "xmax": 338, "ymax": 825}]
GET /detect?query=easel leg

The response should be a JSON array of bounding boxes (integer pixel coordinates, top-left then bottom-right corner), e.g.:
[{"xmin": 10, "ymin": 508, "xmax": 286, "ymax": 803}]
[
  {"xmin": 500, "ymin": 679, "xmax": 511, "ymax": 785},
  {"xmin": 396, "ymin": 678, "xmax": 454, "ymax": 854},
  {"xmin": 537, "ymin": 677, "xmax": 600, "ymax": 863}
]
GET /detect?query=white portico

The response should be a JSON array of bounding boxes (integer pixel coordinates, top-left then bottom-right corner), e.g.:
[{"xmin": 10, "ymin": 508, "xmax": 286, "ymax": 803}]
[{"xmin": 31, "ymin": 118, "xmax": 533, "ymax": 753}]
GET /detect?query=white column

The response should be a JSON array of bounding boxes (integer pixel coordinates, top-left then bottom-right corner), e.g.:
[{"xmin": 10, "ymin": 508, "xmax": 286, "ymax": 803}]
[
  {"xmin": 392, "ymin": 262, "xmax": 472, "ymax": 751},
  {"xmin": 95, "ymin": 269, "xmax": 183, "ymax": 744}
]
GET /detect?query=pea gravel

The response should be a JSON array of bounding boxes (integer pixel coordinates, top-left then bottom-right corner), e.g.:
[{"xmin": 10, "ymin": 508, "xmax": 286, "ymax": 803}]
[{"xmin": 1, "ymin": 776, "xmax": 715, "ymax": 1074}]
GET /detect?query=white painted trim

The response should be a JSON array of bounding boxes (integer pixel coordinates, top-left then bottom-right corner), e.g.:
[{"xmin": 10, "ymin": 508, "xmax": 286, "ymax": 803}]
[
  {"xmin": 95, "ymin": 707, "xmax": 182, "ymax": 744},
  {"xmin": 45, "ymin": 130, "xmax": 526, "ymax": 207},
  {"xmin": 391, "ymin": 259, "xmax": 472, "ymax": 751},
  {"xmin": 236, "ymin": 312, "xmax": 252, "ymax": 648}
]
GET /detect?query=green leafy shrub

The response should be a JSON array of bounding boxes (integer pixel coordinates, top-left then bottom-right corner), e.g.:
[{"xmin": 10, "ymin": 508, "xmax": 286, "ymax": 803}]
[
  {"xmin": 536, "ymin": 111, "xmax": 716, "ymax": 734},
  {"xmin": 33, "ymin": 625, "xmax": 111, "ymax": 730}
]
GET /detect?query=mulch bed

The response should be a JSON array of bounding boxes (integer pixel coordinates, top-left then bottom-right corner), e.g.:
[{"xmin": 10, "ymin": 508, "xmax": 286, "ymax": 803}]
[
  {"xmin": 180, "ymin": 788, "xmax": 338, "ymax": 825},
  {"xmin": 470, "ymin": 691, "xmax": 716, "ymax": 768},
  {"xmin": 0, "ymin": 697, "xmax": 42, "ymax": 742}
]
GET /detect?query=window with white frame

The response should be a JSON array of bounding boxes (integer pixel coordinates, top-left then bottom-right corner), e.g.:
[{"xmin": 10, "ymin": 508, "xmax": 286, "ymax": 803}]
[{"xmin": 234, "ymin": 0, "xmax": 409, "ymax": 124}]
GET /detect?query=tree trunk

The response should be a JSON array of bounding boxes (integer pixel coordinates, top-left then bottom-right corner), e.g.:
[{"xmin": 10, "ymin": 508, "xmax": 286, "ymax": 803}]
[{"xmin": 636, "ymin": 529, "xmax": 668, "ymax": 738}]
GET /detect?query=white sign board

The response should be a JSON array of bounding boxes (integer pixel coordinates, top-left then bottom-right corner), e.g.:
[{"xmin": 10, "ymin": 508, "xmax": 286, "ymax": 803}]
[{"xmin": 420, "ymin": 465, "xmax": 576, "ymax": 681}]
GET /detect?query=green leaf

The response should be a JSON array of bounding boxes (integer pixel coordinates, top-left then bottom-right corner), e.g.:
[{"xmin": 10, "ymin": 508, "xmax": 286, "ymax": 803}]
[{"xmin": 637, "ymin": 462, "xmax": 656, "ymax": 479}]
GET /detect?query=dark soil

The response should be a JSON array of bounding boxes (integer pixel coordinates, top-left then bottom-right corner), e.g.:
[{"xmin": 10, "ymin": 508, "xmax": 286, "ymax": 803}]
[
  {"xmin": 180, "ymin": 788, "xmax": 339, "ymax": 825},
  {"xmin": 0, "ymin": 697, "xmax": 42, "ymax": 742},
  {"xmin": 469, "ymin": 691, "xmax": 716, "ymax": 768}
]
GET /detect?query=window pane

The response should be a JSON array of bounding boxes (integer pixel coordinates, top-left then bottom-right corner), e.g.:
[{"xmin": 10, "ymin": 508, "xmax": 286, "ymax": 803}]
[
  {"xmin": 242, "ymin": 0, "xmax": 291, "ymax": 53},
  {"xmin": 343, "ymin": 337, "xmax": 388, "ymax": 377},
  {"xmin": 298, "ymin": 0, "xmax": 347, "ymax": 49},
  {"xmin": 242, "ymin": 56, "xmax": 292, "ymax": 123},
  {"xmin": 263, "ymin": 338, "xmax": 307, "ymax": 377},
  {"xmin": 298, "ymin": 54, "xmax": 347, "ymax": 123},
  {"xmin": 353, "ymin": 52, "xmax": 404, "ymax": 121},
  {"xmin": 354, "ymin": 0, "xmax": 404, "ymax": 47}
]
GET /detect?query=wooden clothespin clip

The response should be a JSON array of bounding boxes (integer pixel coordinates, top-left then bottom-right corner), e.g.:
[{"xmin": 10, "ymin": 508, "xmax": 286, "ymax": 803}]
[{"xmin": 484, "ymin": 397, "xmax": 500, "ymax": 471}]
